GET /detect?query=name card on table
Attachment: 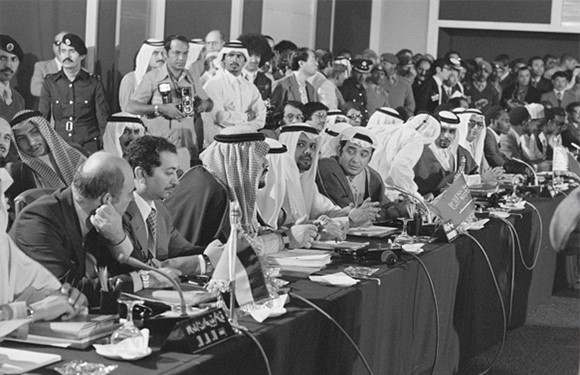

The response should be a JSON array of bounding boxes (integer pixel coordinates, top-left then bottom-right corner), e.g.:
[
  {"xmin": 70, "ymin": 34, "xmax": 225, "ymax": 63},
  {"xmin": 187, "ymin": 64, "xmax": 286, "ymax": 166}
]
[
  {"xmin": 430, "ymin": 174, "xmax": 475, "ymax": 240},
  {"xmin": 161, "ymin": 308, "xmax": 236, "ymax": 354}
]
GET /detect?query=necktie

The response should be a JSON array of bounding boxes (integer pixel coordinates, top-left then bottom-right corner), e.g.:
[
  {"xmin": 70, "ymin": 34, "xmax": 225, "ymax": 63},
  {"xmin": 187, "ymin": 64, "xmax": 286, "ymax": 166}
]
[
  {"xmin": 556, "ymin": 91, "xmax": 562, "ymax": 107},
  {"xmin": 146, "ymin": 208, "xmax": 157, "ymax": 259},
  {"xmin": 1, "ymin": 88, "xmax": 11, "ymax": 105}
]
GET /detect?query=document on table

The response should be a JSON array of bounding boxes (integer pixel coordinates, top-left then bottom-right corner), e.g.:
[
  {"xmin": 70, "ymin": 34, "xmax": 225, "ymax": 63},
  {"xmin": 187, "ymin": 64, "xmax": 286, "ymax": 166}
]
[
  {"xmin": 0, "ymin": 319, "xmax": 30, "ymax": 339},
  {"xmin": 0, "ymin": 347, "xmax": 61, "ymax": 374}
]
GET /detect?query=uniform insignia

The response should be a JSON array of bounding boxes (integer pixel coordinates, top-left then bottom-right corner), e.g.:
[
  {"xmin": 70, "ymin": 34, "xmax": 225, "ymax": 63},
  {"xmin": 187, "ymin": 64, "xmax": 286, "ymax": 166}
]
[
  {"xmin": 6, "ymin": 43, "xmax": 13, "ymax": 52},
  {"xmin": 65, "ymin": 39, "xmax": 71, "ymax": 46}
]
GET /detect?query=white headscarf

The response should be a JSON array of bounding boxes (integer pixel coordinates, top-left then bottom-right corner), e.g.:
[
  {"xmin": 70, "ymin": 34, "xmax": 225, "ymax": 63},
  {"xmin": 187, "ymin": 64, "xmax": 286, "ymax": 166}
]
[
  {"xmin": 256, "ymin": 138, "xmax": 287, "ymax": 229},
  {"xmin": 216, "ymin": 40, "xmax": 250, "ymax": 70},
  {"xmin": 134, "ymin": 39, "xmax": 164, "ymax": 87},
  {"xmin": 102, "ymin": 113, "xmax": 145, "ymax": 157},
  {"xmin": 319, "ymin": 120, "xmax": 351, "ymax": 158},
  {"xmin": 277, "ymin": 124, "xmax": 337, "ymax": 221},
  {"xmin": 428, "ymin": 110, "xmax": 461, "ymax": 172},
  {"xmin": 0, "ymin": 168, "xmax": 60, "ymax": 310},
  {"xmin": 185, "ymin": 38, "xmax": 205, "ymax": 70},
  {"xmin": 371, "ymin": 113, "xmax": 441, "ymax": 198},
  {"xmin": 200, "ymin": 125, "xmax": 270, "ymax": 233},
  {"xmin": 455, "ymin": 108, "xmax": 486, "ymax": 171}
]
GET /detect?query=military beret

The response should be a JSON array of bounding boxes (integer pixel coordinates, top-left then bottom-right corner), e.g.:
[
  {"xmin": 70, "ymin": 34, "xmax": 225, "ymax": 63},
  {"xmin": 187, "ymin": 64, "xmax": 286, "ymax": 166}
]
[
  {"xmin": 0, "ymin": 35, "xmax": 23, "ymax": 61},
  {"xmin": 380, "ymin": 53, "xmax": 398, "ymax": 65},
  {"xmin": 371, "ymin": 63, "xmax": 385, "ymax": 73},
  {"xmin": 352, "ymin": 58, "xmax": 373, "ymax": 73},
  {"xmin": 61, "ymin": 33, "xmax": 87, "ymax": 55}
]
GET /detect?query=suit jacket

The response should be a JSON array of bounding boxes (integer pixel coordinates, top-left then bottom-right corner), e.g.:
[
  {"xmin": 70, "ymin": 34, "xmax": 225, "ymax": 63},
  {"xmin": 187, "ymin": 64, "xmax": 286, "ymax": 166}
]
[
  {"xmin": 9, "ymin": 187, "xmax": 120, "ymax": 306},
  {"xmin": 561, "ymin": 123, "xmax": 580, "ymax": 151},
  {"xmin": 414, "ymin": 77, "xmax": 442, "ymax": 114},
  {"xmin": 500, "ymin": 83, "xmax": 541, "ymax": 108},
  {"xmin": 124, "ymin": 200, "xmax": 203, "ymax": 272},
  {"xmin": 484, "ymin": 128, "xmax": 509, "ymax": 167},
  {"xmin": 531, "ymin": 76, "xmax": 552, "ymax": 94},
  {"xmin": 540, "ymin": 90, "xmax": 577, "ymax": 109},
  {"xmin": 253, "ymin": 72, "xmax": 272, "ymax": 101},
  {"xmin": 30, "ymin": 58, "xmax": 59, "ymax": 97},
  {"xmin": 271, "ymin": 73, "xmax": 317, "ymax": 114},
  {"xmin": 413, "ymin": 145, "xmax": 478, "ymax": 197}
]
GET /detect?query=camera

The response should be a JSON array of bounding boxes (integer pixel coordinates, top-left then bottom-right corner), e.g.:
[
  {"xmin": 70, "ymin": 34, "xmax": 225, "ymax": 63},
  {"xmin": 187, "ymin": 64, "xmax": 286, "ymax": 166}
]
[{"xmin": 176, "ymin": 87, "xmax": 195, "ymax": 116}]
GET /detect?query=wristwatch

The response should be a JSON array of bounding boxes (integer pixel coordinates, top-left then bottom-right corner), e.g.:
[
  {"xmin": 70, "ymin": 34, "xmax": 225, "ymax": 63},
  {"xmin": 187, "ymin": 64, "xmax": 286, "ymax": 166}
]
[
  {"xmin": 202, "ymin": 254, "xmax": 214, "ymax": 275},
  {"xmin": 280, "ymin": 231, "xmax": 290, "ymax": 248},
  {"xmin": 139, "ymin": 270, "xmax": 150, "ymax": 289},
  {"xmin": 153, "ymin": 104, "xmax": 160, "ymax": 117},
  {"xmin": 26, "ymin": 305, "xmax": 35, "ymax": 320}
]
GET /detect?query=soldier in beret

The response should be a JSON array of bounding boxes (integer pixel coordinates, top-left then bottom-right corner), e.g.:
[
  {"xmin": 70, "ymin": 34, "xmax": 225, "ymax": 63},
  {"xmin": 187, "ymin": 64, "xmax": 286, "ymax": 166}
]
[
  {"xmin": 39, "ymin": 33, "xmax": 110, "ymax": 154},
  {"xmin": 340, "ymin": 58, "xmax": 372, "ymax": 125},
  {"xmin": 0, "ymin": 35, "xmax": 25, "ymax": 122}
]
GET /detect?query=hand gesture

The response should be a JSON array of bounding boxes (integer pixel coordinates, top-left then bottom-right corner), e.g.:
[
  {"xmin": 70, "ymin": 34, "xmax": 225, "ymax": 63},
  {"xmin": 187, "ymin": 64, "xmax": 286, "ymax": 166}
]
[
  {"xmin": 90, "ymin": 203, "xmax": 125, "ymax": 244},
  {"xmin": 287, "ymin": 216, "xmax": 318, "ymax": 248},
  {"xmin": 348, "ymin": 198, "xmax": 380, "ymax": 227},
  {"xmin": 160, "ymin": 103, "xmax": 186, "ymax": 120}
]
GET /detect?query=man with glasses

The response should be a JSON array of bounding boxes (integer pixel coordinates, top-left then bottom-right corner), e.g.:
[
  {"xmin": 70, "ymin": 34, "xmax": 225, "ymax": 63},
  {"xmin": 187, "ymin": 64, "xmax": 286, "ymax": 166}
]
[
  {"xmin": 303, "ymin": 101, "xmax": 328, "ymax": 132},
  {"xmin": 0, "ymin": 35, "xmax": 25, "ymax": 122},
  {"xmin": 30, "ymin": 31, "xmax": 67, "ymax": 101},
  {"xmin": 39, "ymin": 33, "xmax": 110, "ymax": 154},
  {"xmin": 415, "ymin": 57, "xmax": 460, "ymax": 114}
]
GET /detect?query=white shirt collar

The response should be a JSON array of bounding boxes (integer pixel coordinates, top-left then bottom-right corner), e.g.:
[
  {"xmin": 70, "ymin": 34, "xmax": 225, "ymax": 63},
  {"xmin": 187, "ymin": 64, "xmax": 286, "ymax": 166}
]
[{"xmin": 134, "ymin": 191, "xmax": 156, "ymax": 222}]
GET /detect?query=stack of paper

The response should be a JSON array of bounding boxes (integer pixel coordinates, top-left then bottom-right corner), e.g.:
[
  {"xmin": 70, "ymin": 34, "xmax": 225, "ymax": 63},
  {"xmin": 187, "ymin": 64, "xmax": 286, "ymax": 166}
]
[
  {"xmin": 268, "ymin": 249, "xmax": 332, "ymax": 275},
  {"xmin": 348, "ymin": 226, "xmax": 398, "ymax": 238},
  {"xmin": 27, "ymin": 314, "xmax": 118, "ymax": 340},
  {"xmin": 0, "ymin": 347, "xmax": 61, "ymax": 374}
]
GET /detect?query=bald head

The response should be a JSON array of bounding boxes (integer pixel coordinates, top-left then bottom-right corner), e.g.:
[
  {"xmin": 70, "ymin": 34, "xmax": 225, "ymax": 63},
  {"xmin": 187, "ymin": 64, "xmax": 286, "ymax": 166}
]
[
  {"xmin": 0, "ymin": 118, "xmax": 11, "ymax": 158},
  {"xmin": 73, "ymin": 152, "xmax": 134, "ymax": 213},
  {"xmin": 205, "ymin": 30, "xmax": 225, "ymax": 53}
]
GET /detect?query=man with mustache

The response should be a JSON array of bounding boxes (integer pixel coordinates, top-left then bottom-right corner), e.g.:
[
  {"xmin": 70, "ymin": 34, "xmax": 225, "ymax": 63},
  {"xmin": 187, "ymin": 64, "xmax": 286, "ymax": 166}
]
[
  {"xmin": 413, "ymin": 111, "xmax": 478, "ymax": 198},
  {"xmin": 30, "ymin": 31, "xmax": 67, "ymax": 101},
  {"xmin": 118, "ymin": 39, "xmax": 165, "ymax": 112},
  {"xmin": 127, "ymin": 35, "xmax": 211, "ymax": 169},
  {"xmin": 0, "ymin": 35, "xmax": 25, "ymax": 122},
  {"xmin": 102, "ymin": 113, "xmax": 145, "ymax": 158},
  {"xmin": 204, "ymin": 40, "xmax": 266, "ymax": 132},
  {"xmin": 39, "ymin": 33, "xmax": 110, "ymax": 154},
  {"xmin": 122, "ymin": 135, "xmax": 220, "ymax": 286},
  {"xmin": 0, "ymin": 118, "xmax": 10, "ymax": 161}
]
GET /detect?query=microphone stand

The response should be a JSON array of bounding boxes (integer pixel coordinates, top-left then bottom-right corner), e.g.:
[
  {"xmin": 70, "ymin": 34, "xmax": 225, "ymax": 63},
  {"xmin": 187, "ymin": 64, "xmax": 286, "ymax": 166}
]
[
  {"xmin": 117, "ymin": 255, "xmax": 188, "ymax": 317},
  {"xmin": 387, "ymin": 184, "xmax": 433, "ymax": 223},
  {"xmin": 228, "ymin": 200, "xmax": 242, "ymax": 326},
  {"xmin": 512, "ymin": 157, "xmax": 538, "ymax": 186}
]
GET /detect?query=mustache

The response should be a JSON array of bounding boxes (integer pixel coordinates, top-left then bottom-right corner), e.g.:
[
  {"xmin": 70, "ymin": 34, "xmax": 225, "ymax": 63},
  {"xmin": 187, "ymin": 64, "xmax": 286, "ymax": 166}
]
[
  {"xmin": 63, "ymin": 58, "xmax": 73, "ymax": 63},
  {"xmin": 0, "ymin": 68, "xmax": 14, "ymax": 74}
]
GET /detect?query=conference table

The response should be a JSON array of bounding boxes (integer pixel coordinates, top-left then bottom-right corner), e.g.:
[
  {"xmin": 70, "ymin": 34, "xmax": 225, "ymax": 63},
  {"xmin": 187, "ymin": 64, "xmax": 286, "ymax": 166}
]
[{"xmin": 3, "ymin": 195, "xmax": 565, "ymax": 375}]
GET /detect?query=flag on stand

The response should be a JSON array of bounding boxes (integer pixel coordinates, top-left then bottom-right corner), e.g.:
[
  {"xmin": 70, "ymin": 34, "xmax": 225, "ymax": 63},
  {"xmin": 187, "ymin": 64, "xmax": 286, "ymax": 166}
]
[{"xmin": 209, "ymin": 233, "xmax": 269, "ymax": 308}]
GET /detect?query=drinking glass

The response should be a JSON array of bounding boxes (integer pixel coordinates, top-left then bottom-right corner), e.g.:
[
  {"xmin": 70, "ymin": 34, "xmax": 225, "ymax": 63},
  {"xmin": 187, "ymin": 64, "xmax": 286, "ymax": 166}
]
[{"xmin": 110, "ymin": 296, "xmax": 144, "ymax": 345}]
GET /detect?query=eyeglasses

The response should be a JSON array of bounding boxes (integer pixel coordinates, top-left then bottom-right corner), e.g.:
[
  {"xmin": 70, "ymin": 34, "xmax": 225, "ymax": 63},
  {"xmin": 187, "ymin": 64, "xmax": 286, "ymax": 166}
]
[
  {"xmin": 468, "ymin": 120, "xmax": 485, "ymax": 129},
  {"xmin": 348, "ymin": 114, "xmax": 362, "ymax": 120},
  {"xmin": 284, "ymin": 113, "xmax": 304, "ymax": 122},
  {"xmin": 313, "ymin": 113, "xmax": 327, "ymax": 120}
]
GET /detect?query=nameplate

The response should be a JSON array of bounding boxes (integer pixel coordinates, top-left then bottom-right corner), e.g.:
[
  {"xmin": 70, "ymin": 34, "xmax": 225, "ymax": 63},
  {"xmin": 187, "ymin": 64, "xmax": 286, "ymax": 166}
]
[
  {"xmin": 161, "ymin": 308, "xmax": 235, "ymax": 354},
  {"xmin": 431, "ymin": 174, "xmax": 475, "ymax": 227}
]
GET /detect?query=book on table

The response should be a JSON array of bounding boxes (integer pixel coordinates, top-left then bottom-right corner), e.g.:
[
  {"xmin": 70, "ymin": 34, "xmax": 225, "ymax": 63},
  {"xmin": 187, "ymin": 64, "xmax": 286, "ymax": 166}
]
[
  {"xmin": 0, "ymin": 347, "xmax": 61, "ymax": 374},
  {"xmin": 26, "ymin": 314, "xmax": 118, "ymax": 340}
]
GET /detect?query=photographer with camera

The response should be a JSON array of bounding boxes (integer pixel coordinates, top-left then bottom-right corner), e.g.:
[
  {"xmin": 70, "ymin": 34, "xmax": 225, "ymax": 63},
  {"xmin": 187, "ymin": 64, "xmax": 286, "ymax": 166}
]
[{"xmin": 127, "ymin": 34, "xmax": 212, "ymax": 168}]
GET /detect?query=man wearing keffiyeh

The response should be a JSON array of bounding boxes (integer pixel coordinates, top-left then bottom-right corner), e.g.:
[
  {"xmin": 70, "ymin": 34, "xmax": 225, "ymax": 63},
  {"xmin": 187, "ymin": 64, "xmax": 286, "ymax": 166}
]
[
  {"xmin": 6, "ymin": 110, "xmax": 86, "ymax": 205},
  {"xmin": 166, "ymin": 125, "xmax": 319, "ymax": 253}
]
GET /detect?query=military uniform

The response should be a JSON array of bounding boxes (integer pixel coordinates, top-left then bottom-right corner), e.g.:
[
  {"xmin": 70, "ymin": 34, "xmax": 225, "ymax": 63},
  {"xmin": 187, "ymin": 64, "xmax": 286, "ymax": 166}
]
[
  {"xmin": 39, "ymin": 69, "xmax": 109, "ymax": 153},
  {"xmin": 339, "ymin": 59, "xmax": 373, "ymax": 123}
]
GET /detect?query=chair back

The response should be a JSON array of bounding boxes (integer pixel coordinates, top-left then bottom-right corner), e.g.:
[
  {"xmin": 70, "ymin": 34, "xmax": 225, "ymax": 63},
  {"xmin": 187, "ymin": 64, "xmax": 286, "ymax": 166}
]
[{"xmin": 14, "ymin": 188, "xmax": 56, "ymax": 217}]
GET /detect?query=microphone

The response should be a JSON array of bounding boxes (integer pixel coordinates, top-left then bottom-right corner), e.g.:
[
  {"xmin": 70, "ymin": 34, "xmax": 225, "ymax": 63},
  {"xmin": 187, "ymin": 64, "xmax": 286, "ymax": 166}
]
[
  {"xmin": 512, "ymin": 157, "xmax": 538, "ymax": 186},
  {"xmin": 571, "ymin": 143, "xmax": 580, "ymax": 152},
  {"xmin": 386, "ymin": 184, "xmax": 433, "ymax": 223},
  {"xmin": 116, "ymin": 253, "xmax": 188, "ymax": 317}
]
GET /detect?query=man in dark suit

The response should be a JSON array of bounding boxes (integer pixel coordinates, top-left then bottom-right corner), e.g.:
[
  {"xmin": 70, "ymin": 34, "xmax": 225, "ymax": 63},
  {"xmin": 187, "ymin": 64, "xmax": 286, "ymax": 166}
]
[
  {"xmin": 501, "ymin": 66, "xmax": 541, "ymax": 109},
  {"xmin": 123, "ymin": 135, "xmax": 221, "ymax": 281},
  {"xmin": 562, "ymin": 102, "xmax": 580, "ymax": 151},
  {"xmin": 483, "ymin": 106, "xmax": 512, "ymax": 167},
  {"xmin": 414, "ymin": 57, "xmax": 460, "ymax": 114},
  {"xmin": 270, "ymin": 47, "xmax": 318, "ymax": 114},
  {"xmin": 540, "ymin": 71, "xmax": 577, "ymax": 109},
  {"xmin": 529, "ymin": 56, "xmax": 552, "ymax": 94},
  {"xmin": 10, "ymin": 152, "xmax": 137, "ymax": 307}
]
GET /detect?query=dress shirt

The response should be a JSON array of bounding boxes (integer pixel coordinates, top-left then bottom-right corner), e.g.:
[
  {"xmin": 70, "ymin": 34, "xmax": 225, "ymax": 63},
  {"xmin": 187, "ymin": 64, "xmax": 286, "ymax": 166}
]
[
  {"xmin": 0, "ymin": 81, "xmax": 12, "ymax": 105},
  {"xmin": 294, "ymin": 72, "xmax": 309, "ymax": 104}
]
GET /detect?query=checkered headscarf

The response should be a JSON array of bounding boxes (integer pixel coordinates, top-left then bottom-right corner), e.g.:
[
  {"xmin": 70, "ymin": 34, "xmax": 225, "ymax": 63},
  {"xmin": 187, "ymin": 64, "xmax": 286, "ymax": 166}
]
[
  {"xmin": 200, "ymin": 126, "xmax": 270, "ymax": 233},
  {"xmin": 10, "ymin": 110, "xmax": 86, "ymax": 188}
]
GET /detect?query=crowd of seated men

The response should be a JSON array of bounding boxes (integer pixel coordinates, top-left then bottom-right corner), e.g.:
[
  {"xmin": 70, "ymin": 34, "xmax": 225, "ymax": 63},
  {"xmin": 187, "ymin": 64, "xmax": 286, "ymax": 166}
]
[{"xmin": 1, "ymin": 29, "xmax": 579, "ymax": 322}]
